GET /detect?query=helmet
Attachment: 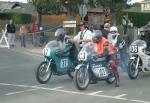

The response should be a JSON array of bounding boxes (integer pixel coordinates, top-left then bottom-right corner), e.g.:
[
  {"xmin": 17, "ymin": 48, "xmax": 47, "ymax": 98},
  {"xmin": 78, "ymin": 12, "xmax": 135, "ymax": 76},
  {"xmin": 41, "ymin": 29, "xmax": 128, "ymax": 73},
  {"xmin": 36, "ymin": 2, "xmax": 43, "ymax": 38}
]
[
  {"xmin": 139, "ymin": 27, "xmax": 146, "ymax": 32},
  {"xmin": 55, "ymin": 28, "xmax": 65, "ymax": 37},
  {"xmin": 110, "ymin": 26, "xmax": 118, "ymax": 32},
  {"xmin": 92, "ymin": 30, "xmax": 102, "ymax": 43}
]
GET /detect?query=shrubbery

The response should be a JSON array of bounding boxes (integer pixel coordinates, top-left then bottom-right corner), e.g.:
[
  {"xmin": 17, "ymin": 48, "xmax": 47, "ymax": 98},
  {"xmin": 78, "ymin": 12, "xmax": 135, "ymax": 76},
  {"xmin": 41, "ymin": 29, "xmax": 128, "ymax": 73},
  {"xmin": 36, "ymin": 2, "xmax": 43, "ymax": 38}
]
[
  {"xmin": 128, "ymin": 12, "xmax": 150, "ymax": 27},
  {"xmin": 0, "ymin": 12, "xmax": 32, "ymax": 24}
]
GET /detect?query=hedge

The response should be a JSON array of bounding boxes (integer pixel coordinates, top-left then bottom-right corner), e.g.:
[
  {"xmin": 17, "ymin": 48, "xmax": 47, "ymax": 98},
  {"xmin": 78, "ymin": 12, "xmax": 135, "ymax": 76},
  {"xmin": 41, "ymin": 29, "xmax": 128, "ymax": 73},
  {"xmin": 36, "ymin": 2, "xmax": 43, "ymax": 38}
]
[
  {"xmin": 0, "ymin": 12, "xmax": 32, "ymax": 24},
  {"xmin": 128, "ymin": 12, "xmax": 150, "ymax": 28}
]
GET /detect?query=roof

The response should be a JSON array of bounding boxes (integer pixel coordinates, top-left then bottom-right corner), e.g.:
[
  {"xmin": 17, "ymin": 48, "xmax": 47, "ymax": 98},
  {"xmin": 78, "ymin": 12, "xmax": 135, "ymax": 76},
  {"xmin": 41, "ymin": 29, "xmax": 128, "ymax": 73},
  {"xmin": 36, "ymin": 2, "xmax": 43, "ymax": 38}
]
[
  {"xmin": 0, "ymin": 1, "xmax": 37, "ymax": 15},
  {"xmin": 124, "ymin": 4, "xmax": 141, "ymax": 12}
]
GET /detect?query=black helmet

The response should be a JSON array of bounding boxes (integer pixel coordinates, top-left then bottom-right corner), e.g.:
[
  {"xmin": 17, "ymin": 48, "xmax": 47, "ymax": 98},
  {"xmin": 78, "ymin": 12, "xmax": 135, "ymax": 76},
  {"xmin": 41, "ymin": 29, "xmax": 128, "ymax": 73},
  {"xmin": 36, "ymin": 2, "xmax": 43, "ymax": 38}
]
[{"xmin": 92, "ymin": 30, "xmax": 102, "ymax": 43}]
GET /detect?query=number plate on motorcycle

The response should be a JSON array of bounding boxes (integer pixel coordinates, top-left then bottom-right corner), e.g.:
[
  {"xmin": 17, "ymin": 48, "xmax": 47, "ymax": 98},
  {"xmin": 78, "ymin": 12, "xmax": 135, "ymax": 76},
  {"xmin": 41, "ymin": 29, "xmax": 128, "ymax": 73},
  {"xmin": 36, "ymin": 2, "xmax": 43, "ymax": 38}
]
[
  {"xmin": 92, "ymin": 66, "xmax": 108, "ymax": 78},
  {"xmin": 130, "ymin": 45, "xmax": 138, "ymax": 53},
  {"xmin": 98, "ymin": 67, "xmax": 108, "ymax": 77}
]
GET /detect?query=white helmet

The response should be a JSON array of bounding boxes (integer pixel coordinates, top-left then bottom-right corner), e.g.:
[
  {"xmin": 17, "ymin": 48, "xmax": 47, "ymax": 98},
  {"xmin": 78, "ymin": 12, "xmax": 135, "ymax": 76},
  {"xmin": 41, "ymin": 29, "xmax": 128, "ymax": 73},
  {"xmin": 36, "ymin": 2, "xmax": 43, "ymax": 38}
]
[
  {"xmin": 55, "ymin": 28, "xmax": 65, "ymax": 37},
  {"xmin": 110, "ymin": 26, "xmax": 118, "ymax": 32}
]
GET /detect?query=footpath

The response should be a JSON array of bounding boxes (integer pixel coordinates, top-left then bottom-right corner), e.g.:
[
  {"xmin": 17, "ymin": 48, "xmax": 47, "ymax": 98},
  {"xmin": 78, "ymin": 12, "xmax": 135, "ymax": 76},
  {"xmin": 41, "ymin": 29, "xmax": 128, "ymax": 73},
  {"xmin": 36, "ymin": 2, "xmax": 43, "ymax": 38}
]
[{"xmin": 0, "ymin": 40, "xmax": 43, "ymax": 57}]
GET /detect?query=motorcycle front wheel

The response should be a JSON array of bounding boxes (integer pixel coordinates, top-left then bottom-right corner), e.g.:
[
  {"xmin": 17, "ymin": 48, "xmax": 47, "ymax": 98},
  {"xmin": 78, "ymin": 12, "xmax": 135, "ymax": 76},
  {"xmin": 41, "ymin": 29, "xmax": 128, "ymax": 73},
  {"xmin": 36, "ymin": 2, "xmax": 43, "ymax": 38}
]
[
  {"xmin": 128, "ymin": 58, "xmax": 139, "ymax": 79},
  {"xmin": 74, "ymin": 65, "xmax": 90, "ymax": 90},
  {"xmin": 105, "ymin": 71, "xmax": 115, "ymax": 84},
  {"xmin": 36, "ymin": 61, "xmax": 52, "ymax": 84}
]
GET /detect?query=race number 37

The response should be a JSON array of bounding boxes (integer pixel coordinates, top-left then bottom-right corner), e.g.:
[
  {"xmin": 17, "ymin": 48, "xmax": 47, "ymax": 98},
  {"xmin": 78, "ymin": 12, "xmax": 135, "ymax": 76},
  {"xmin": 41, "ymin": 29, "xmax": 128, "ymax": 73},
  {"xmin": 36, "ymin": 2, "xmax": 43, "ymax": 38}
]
[
  {"xmin": 61, "ymin": 59, "xmax": 68, "ymax": 68},
  {"xmin": 130, "ymin": 45, "xmax": 138, "ymax": 53}
]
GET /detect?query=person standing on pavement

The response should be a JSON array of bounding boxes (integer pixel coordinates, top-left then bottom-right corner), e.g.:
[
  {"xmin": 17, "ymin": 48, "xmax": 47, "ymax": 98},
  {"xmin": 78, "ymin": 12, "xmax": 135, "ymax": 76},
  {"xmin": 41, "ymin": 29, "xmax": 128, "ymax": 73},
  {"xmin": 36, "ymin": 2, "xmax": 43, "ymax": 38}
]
[
  {"xmin": 30, "ymin": 21, "xmax": 40, "ymax": 47},
  {"xmin": 108, "ymin": 26, "xmax": 128, "ymax": 72},
  {"xmin": 7, "ymin": 19, "xmax": 16, "ymax": 48},
  {"xmin": 19, "ymin": 25, "xmax": 27, "ymax": 48},
  {"xmin": 101, "ymin": 23, "xmax": 111, "ymax": 39},
  {"xmin": 122, "ymin": 16, "xmax": 128, "ymax": 35}
]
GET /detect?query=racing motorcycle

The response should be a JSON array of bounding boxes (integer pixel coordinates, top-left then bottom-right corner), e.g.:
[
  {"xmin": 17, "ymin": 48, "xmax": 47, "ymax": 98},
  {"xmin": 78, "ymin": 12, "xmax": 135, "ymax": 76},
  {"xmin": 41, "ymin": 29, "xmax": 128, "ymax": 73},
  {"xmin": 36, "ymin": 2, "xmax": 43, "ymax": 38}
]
[
  {"xmin": 36, "ymin": 40, "xmax": 78, "ymax": 84},
  {"xmin": 128, "ymin": 39, "xmax": 150, "ymax": 79},
  {"xmin": 74, "ymin": 42, "xmax": 116, "ymax": 90}
]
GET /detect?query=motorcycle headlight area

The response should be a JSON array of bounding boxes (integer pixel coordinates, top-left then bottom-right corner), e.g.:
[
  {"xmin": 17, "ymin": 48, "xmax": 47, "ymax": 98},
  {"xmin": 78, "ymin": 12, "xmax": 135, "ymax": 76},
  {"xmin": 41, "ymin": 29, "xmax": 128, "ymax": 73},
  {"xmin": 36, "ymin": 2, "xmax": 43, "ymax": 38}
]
[
  {"xmin": 78, "ymin": 51, "xmax": 87, "ymax": 61},
  {"xmin": 43, "ymin": 48, "xmax": 51, "ymax": 56},
  {"xmin": 129, "ymin": 45, "xmax": 138, "ymax": 53}
]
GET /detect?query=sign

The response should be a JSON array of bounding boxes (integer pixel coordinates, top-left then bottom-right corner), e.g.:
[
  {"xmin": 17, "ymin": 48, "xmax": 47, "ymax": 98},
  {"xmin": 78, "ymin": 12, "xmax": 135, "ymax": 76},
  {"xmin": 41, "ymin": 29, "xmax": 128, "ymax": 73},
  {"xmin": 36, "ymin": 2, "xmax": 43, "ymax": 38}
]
[
  {"xmin": 63, "ymin": 21, "xmax": 76, "ymax": 27},
  {"xmin": 0, "ymin": 29, "xmax": 9, "ymax": 49},
  {"xmin": 79, "ymin": 4, "xmax": 87, "ymax": 18},
  {"xmin": 63, "ymin": 20, "xmax": 76, "ymax": 34}
]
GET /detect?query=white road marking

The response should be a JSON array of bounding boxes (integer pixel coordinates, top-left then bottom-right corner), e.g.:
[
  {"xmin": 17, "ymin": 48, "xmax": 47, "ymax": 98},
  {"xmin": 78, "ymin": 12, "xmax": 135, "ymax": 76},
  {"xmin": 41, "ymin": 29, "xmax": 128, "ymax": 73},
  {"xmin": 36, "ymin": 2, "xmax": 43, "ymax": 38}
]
[
  {"xmin": 114, "ymin": 94, "xmax": 127, "ymax": 98},
  {"xmin": 4, "ymin": 84, "xmax": 45, "ymax": 96},
  {"xmin": 5, "ymin": 88, "xmax": 38, "ymax": 96},
  {"xmin": 0, "ymin": 82, "xmax": 150, "ymax": 103},
  {"xmin": 88, "ymin": 91, "xmax": 103, "ymax": 95},
  {"xmin": 51, "ymin": 86, "xmax": 64, "ymax": 90}
]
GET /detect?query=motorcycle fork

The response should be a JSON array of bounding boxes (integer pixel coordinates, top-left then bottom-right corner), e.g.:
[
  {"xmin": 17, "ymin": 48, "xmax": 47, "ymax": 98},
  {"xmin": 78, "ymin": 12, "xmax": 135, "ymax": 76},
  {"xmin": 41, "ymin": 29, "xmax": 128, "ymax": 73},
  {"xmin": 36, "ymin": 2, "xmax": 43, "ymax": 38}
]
[
  {"xmin": 46, "ymin": 59, "xmax": 52, "ymax": 72},
  {"xmin": 135, "ymin": 56, "xmax": 140, "ymax": 70}
]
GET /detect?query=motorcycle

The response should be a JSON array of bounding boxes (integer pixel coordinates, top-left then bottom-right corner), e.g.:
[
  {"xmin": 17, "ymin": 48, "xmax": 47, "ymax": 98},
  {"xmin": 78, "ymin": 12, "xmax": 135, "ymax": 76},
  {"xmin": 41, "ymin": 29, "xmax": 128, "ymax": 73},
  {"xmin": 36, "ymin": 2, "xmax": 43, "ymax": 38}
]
[
  {"xmin": 74, "ymin": 42, "xmax": 116, "ymax": 90},
  {"xmin": 36, "ymin": 40, "xmax": 78, "ymax": 84},
  {"xmin": 128, "ymin": 39, "xmax": 150, "ymax": 79}
]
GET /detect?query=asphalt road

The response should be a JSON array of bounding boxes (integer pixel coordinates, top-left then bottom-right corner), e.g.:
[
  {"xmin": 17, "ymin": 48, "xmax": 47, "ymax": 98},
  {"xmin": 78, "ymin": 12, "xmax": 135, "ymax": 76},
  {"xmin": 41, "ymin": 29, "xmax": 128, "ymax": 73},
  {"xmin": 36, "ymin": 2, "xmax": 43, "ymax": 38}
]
[{"xmin": 0, "ymin": 47, "xmax": 150, "ymax": 103}]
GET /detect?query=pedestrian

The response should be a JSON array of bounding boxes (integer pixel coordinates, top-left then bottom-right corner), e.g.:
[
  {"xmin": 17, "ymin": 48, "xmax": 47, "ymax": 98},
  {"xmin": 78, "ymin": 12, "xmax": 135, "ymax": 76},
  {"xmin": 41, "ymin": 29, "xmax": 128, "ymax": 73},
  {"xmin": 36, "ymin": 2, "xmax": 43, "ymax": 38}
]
[
  {"xmin": 19, "ymin": 25, "xmax": 27, "ymax": 48},
  {"xmin": 101, "ymin": 23, "xmax": 111, "ymax": 39},
  {"xmin": 30, "ymin": 21, "xmax": 40, "ymax": 47},
  {"xmin": 122, "ymin": 16, "xmax": 128, "ymax": 34},
  {"xmin": 108, "ymin": 26, "xmax": 128, "ymax": 72},
  {"xmin": 6, "ymin": 19, "xmax": 16, "ymax": 49}
]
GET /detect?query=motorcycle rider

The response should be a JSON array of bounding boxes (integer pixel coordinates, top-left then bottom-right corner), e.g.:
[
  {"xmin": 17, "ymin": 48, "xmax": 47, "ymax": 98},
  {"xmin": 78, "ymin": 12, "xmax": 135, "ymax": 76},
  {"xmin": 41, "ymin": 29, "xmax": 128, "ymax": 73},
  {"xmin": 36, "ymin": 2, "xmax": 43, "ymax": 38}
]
[
  {"xmin": 92, "ymin": 30, "xmax": 120, "ymax": 87},
  {"xmin": 139, "ymin": 25, "xmax": 150, "ymax": 53},
  {"xmin": 54, "ymin": 28, "xmax": 78, "ymax": 62}
]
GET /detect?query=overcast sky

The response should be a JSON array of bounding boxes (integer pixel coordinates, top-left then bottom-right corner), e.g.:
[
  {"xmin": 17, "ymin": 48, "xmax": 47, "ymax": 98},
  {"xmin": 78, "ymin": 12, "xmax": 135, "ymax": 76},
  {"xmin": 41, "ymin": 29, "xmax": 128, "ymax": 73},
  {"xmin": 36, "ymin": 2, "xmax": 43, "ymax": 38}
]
[{"xmin": 0, "ymin": 0, "xmax": 144, "ymax": 4}]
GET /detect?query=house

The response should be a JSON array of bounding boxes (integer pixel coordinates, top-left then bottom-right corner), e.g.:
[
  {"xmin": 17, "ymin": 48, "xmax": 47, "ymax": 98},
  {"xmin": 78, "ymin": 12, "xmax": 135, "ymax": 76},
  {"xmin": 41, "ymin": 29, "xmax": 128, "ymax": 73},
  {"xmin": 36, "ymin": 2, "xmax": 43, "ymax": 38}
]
[
  {"xmin": 140, "ymin": 0, "xmax": 150, "ymax": 12},
  {"xmin": 124, "ymin": 0, "xmax": 150, "ymax": 13},
  {"xmin": 0, "ymin": 1, "xmax": 36, "ymax": 14}
]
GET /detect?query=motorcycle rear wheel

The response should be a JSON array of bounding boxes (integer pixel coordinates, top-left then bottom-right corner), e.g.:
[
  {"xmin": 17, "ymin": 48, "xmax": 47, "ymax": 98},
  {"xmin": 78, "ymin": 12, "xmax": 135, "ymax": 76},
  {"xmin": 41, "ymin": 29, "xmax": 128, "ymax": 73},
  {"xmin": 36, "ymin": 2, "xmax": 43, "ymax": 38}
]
[
  {"xmin": 128, "ymin": 58, "xmax": 139, "ymax": 79},
  {"xmin": 74, "ymin": 65, "xmax": 89, "ymax": 90},
  {"xmin": 36, "ymin": 61, "xmax": 52, "ymax": 84}
]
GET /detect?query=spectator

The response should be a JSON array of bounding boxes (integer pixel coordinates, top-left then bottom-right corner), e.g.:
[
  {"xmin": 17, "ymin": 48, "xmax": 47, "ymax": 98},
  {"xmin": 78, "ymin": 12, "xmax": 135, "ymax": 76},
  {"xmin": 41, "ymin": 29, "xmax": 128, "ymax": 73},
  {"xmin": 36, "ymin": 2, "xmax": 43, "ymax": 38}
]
[
  {"xmin": 108, "ymin": 26, "xmax": 128, "ymax": 72},
  {"xmin": 19, "ymin": 25, "xmax": 27, "ymax": 48},
  {"xmin": 122, "ymin": 16, "xmax": 128, "ymax": 34},
  {"xmin": 30, "ymin": 21, "xmax": 41, "ymax": 47},
  {"xmin": 7, "ymin": 19, "xmax": 16, "ymax": 49},
  {"xmin": 101, "ymin": 23, "xmax": 111, "ymax": 39},
  {"xmin": 128, "ymin": 18, "xmax": 133, "ymax": 28}
]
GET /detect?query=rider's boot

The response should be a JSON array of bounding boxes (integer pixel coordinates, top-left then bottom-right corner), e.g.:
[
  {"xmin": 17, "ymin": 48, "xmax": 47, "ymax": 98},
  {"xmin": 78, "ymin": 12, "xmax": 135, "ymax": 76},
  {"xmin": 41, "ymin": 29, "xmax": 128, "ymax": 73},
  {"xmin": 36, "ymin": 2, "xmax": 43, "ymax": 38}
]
[{"xmin": 110, "ymin": 61, "xmax": 120, "ymax": 87}]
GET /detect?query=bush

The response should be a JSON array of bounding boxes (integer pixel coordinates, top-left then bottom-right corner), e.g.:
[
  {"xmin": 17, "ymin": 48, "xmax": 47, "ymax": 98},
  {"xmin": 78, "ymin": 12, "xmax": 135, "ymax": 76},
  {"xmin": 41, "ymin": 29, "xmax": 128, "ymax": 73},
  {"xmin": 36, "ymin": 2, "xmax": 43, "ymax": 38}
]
[
  {"xmin": 128, "ymin": 12, "xmax": 150, "ymax": 28},
  {"xmin": 0, "ymin": 12, "xmax": 32, "ymax": 24}
]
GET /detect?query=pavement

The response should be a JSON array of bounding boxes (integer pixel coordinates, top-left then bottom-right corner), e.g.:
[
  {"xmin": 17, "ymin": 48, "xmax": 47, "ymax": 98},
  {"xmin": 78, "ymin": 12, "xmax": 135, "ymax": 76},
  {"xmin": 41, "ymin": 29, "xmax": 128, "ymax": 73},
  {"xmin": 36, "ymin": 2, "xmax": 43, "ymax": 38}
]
[{"xmin": 0, "ymin": 40, "xmax": 43, "ymax": 56}]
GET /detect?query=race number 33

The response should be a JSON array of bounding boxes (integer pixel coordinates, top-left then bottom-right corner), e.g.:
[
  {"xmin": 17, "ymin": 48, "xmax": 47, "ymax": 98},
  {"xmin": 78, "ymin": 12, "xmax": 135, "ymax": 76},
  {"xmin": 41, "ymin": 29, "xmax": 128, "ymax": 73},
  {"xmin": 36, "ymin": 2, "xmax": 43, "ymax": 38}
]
[{"xmin": 61, "ymin": 59, "xmax": 68, "ymax": 68}]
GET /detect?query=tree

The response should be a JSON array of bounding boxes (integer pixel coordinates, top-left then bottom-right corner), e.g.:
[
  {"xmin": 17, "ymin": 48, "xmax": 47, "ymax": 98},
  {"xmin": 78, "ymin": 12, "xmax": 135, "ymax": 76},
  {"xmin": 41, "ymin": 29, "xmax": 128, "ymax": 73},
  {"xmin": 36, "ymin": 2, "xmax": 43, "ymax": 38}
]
[
  {"xmin": 95, "ymin": 0, "xmax": 131, "ymax": 25},
  {"xmin": 28, "ymin": 0, "xmax": 63, "ymax": 26},
  {"xmin": 29, "ymin": 0, "xmax": 130, "ymax": 25}
]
